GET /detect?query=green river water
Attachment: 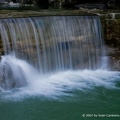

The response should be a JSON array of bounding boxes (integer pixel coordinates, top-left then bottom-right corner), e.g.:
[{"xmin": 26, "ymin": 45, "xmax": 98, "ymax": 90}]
[{"xmin": 0, "ymin": 79, "xmax": 120, "ymax": 120}]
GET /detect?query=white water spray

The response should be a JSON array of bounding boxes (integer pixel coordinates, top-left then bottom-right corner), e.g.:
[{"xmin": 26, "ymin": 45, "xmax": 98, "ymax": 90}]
[
  {"xmin": 0, "ymin": 54, "xmax": 119, "ymax": 100},
  {"xmin": 0, "ymin": 16, "xmax": 119, "ymax": 99}
]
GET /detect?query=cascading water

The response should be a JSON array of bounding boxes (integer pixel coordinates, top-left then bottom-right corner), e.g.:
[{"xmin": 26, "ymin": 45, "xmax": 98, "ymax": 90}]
[
  {"xmin": 0, "ymin": 16, "xmax": 119, "ymax": 99},
  {"xmin": 0, "ymin": 16, "xmax": 105, "ymax": 71}
]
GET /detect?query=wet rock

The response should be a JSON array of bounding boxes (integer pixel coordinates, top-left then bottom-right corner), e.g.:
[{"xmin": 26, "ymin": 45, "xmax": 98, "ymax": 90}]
[{"xmin": 0, "ymin": 56, "xmax": 27, "ymax": 91}]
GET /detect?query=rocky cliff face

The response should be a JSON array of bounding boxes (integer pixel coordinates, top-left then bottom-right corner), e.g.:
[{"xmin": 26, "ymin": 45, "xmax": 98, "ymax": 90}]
[{"xmin": 102, "ymin": 13, "xmax": 120, "ymax": 70}]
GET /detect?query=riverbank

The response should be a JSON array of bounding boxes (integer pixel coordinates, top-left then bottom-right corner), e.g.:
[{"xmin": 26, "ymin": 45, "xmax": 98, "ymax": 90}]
[
  {"xmin": 0, "ymin": 9, "xmax": 119, "ymax": 18},
  {"xmin": 0, "ymin": 10, "xmax": 92, "ymax": 18}
]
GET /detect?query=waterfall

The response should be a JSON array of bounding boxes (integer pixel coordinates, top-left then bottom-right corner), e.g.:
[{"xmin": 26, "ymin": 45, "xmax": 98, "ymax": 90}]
[
  {"xmin": 0, "ymin": 16, "xmax": 105, "ymax": 71},
  {"xmin": 0, "ymin": 16, "xmax": 107, "ymax": 91}
]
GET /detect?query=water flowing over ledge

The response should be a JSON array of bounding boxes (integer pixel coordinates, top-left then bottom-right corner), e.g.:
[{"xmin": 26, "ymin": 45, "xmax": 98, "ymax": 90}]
[
  {"xmin": 0, "ymin": 16, "xmax": 105, "ymax": 72},
  {"xmin": 0, "ymin": 16, "xmax": 120, "ymax": 100}
]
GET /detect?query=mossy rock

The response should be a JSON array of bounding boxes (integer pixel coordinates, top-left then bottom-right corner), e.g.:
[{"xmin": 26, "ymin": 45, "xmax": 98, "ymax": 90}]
[
  {"xmin": 104, "ymin": 19, "xmax": 120, "ymax": 41},
  {"xmin": 115, "ymin": 14, "xmax": 120, "ymax": 19}
]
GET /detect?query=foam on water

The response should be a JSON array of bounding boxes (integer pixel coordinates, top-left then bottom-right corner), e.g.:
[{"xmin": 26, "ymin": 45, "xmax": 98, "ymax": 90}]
[
  {"xmin": 0, "ymin": 16, "xmax": 120, "ymax": 101},
  {"xmin": 0, "ymin": 55, "xmax": 120, "ymax": 101}
]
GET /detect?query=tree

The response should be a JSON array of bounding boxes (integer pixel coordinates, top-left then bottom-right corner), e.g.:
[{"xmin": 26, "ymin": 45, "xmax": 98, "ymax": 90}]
[{"xmin": 35, "ymin": 0, "xmax": 49, "ymax": 9}]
